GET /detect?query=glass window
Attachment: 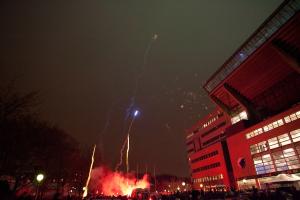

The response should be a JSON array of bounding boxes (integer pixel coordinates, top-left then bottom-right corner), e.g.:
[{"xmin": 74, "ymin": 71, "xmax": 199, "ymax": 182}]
[
  {"xmin": 284, "ymin": 116, "xmax": 291, "ymax": 123},
  {"xmin": 273, "ymin": 121, "xmax": 279, "ymax": 128},
  {"xmin": 268, "ymin": 137, "xmax": 279, "ymax": 149},
  {"xmin": 283, "ymin": 148, "xmax": 300, "ymax": 170},
  {"xmin": 290, "ymin": 129, "xmax": 300, "ymax": 142},
  {"xmin": 253, "ymin": 156, "xmax": 264, "ymax": 174},
  {"xmin": 296, "ymin": 111, "xmax": 300, "ymax": 118},
  {"xmin": 278, "ymin": 134, "xmax": 291, "ymax": 146},
  {"xmin": 283, "ymin": 148, "xmax": 295, "ymax": 157},
  {"xmin": 257, "ymin": 141, "xmax": 268, "ymax": 153},
  {"xmin": 277, "ymin": 119, "xmax": 284, "ymax": 126},
  {"xmin": 240, "ymin": 111, "xmax": 248, "ymax": 120},
  {"xmin": 272, "ymin": 151, "xmax": 288, "ymax": 171},
  {"xmin": 291, "ymin": 114, "xmax": 297, "ymax": 121},
  {"xmin": 254, "ymin": 154, "xmax": 275, "ymax": 174},
  {"xmin": 253, "ymin": 157, "xmax": 263, "ymax": 164},
  {"xmin": 263, "ymin": 126, "xmax": 269, "ymax": 132}
]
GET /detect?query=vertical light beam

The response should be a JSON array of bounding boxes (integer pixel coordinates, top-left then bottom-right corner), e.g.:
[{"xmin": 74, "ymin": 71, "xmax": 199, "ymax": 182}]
[{"xmin": 83, "ymin": 145, "xmax": 96, "ymax": 199}]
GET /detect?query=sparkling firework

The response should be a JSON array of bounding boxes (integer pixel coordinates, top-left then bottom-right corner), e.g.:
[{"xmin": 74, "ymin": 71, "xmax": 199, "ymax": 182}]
[
  {"xmin": 90, "ymin": 166, "xmax": 150, "ymax": 197},
  {"xmin": 116, "ymin": 33, "xmax": 157, "ymax": 172},
  {"xmin": 83, "ymin": 145, "xmax": 96, "ymax": 199}
]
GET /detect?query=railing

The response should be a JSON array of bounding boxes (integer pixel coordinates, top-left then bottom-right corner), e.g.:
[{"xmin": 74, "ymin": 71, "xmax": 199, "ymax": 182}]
[{"xmin": 204, "ymin": 0, "xmax": 300, "ymax": 93}]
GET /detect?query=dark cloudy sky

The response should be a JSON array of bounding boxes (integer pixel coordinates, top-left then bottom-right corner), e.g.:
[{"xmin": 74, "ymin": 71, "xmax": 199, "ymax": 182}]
[{"xmin": 0, "ymin": 0, "xmax": 282, "ymax": 177}]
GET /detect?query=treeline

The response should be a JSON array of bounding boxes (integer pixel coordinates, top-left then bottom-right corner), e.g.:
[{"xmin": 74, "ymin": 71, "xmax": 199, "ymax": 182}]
[{"xmin": 0, "ymin": 84, "xmax": 90, "ymax": 192}]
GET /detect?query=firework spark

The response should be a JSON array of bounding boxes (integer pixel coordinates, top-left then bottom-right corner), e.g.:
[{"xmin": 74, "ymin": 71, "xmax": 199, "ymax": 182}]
[
  {"xmin": 83, "ymin": 145, "xmax": 96, "ymax": 199},
  {"xmin": 90, "ymin": 166, "xmax": 150, "ymax": 197},
  {"xmin": 126, "ymin": 134, "xmax": 130, "ymax": 174}
]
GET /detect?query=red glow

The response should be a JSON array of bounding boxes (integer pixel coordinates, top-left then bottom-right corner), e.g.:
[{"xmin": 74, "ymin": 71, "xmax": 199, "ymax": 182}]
[{"xmin": 90, "ymin": 166, "xmax": 150, "ymax": 196}]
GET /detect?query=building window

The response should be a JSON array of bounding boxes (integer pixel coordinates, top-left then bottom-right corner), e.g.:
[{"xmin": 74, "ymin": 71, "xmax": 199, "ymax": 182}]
[
  {"xmin": 250, "ymin": 141, "xmax": 267, "ymax": 155},
  {"xmin": 245, "ymin": 118, "xmax": 285, "ymax": 139},
  {"xmin": 283, "ymin": 148, "xmax": 300, "ymax": 170},
  {"xmin": 278, "ymin": 133, "xmax": 291, "ymax": 146},
  {"xmin": 191, "ymin": 150, "xmax": 218, "ymax": 163},
  {"xmin": 246, "ymin": 128, "xmax": 263, "ymax": 139},
  {"xmin": 192, "ymin": 162, "xmax": 220, "ymax": 173},
  {"xmin": 271, "ymin": 148, "xmax": 300, "ymax": 172},
  {"xmin": 272, "ymin": 151, "xmax": 288, "ymax": 171},
  {"xmin": 262, "ymin": 154, "xmax": 275, "ymax": 173},
  {"xmin": 268, "ymin": 137, "xmax": 279, "ymax": 149},
  {"xmin": 231, "ymin": 111, "xmax": 248, "ymax": 125},
  {"xmin": 253, "ymin": 156, "xmax": 263, "ymax": 175},
  {"xmin": 263, "ymin": 119, "xmax": 284, "ymax": 132},
  {"xmin": 290, "ymin": 129, "xmax": 300, "ymax": 143},
  {"xmin": 284, "ymin": 110, "xmax": 300, "ymax": 123}
]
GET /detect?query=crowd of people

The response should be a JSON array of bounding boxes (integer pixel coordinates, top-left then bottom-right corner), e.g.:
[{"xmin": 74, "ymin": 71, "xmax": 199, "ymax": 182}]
[{"xmin": 2, "ymin": 179, "xmax": 300, "ymax": 200}]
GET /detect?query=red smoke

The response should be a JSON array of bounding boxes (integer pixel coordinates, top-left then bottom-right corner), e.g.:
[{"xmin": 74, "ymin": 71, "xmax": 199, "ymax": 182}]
[{"xmin": 90, "ymin": 166, "xmax": 150, "ymax": 196}]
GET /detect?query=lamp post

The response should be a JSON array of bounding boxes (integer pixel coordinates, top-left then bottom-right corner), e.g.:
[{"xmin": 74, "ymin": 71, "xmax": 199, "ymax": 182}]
[{"xmin": 35, "ymin": 173, "xmax": 45, "ymax": 200}]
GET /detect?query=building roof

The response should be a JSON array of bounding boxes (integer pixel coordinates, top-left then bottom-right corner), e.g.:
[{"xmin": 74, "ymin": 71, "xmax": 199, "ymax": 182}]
[{"xmin": 204, "ymin": 0, "xmax": 300, "ymax": 93}]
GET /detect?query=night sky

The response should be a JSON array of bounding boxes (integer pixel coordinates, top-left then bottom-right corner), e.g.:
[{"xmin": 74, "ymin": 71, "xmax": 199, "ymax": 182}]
[{"xmin": 0, "ymin": 0, "xmax": 282, "ymax": 177}]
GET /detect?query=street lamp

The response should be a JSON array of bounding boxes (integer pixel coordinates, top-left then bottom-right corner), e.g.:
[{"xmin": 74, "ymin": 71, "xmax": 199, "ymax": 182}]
[
  {"xmin": 35, "ymin": 173, "xmax": 45, "ymax": 200},
  {"xmin": 36, "ymin": 174, "xmax": 44, "ymax": 183}
]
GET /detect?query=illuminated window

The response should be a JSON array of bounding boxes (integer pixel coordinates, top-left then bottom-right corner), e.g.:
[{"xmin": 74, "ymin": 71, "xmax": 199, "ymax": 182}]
[
  {"xmin": 263, "ymin": 125, "xmax": 269, "ymax": 132},
  {"xmin": 246, "ymin": 112, "xmax": 299, "ymax": 140},
  {"xmin": 284, "ymin": 116, "xmax": 291, "ymax": 123},
  {"xmin": 277, "ymin": 119, "xmax": 284, "ymax": 126},
  {"xmin": 250, "ymin": 141, "xmax": 267, "ymax": 155},
  {"xmin": 262, "ymin": 154, "xmax": 275, "ymax": 173},
  {"xmin": 268, "ymin": 137, "xmax": 279, "ymax": 149},
  {"xmin": 255, "ymin": 128, "xmax": 263, "ymax": 136},
  {"xmin": 263, "ymin": 119, "xmax": 284, "ymax": 132},
  {"xmin": 291, "ymin": 114, "xmax": 297, "ymax": 121},
  {"xmin": 278, "ymin": 134, "xmax": 291, "ymax": 146},
  {"xmin": 272, "ymin": 151, "xmax": 288, "ymax": 171},
  {"xmin": 290, "ymin": 129, "xmax": 300, "ymax": 143},
  {"xmin": 284, "ymin": 110, "xmax": 300, "ymax": 123},
  {"xmin": 258, "ymin": 141, "xmax": 268, "ymax": 152},
  {"xmin": 231, "ymin": 111, "xmax": 248, "ymax": 124},
  {"xmin": 283, "ymin": 148, "xmax": 300, "ymax": 169},
  {"xmin": 253, "ymin": 154, "xmax": 275, "ymax": 175},
  {"xmin": 253, "ymin": 157, "xmax": 264, "ymax": 174},
  {"xmin": 296, "ymin": 111, "xmax": 300, "ymax": 118}
]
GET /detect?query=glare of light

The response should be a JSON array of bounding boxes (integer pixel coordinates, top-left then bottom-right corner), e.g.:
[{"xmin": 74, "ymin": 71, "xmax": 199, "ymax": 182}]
[
  {"xmin": 36, "ymin": 174, "xmax": 44, "ymax": 182},
  {"xmin": 200, "ymin": 184, "xmax": 203, "ymax": 188},
  {"xmin": 182, "ymin": 182, "xmax": 186, "ymax": 186},
  {"xmin": 242, "ymin": 179, "xmax": 247, "ymax": 183},
  {"xmin": 177, "ymin": 186, "xmax": 180, "ymax": 191},
  {"xmin": 134, "ymin": 110, "xmax": 139, "ymax": 117}
]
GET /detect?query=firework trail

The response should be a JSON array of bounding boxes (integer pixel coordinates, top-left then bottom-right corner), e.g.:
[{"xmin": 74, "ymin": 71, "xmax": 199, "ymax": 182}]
[
  {"xmin": 115, "ymin": 136, "xmax": 128, "ymax": 171},
  {"xmin": 126, "ymin": 134, "xmax": 130, "ymax": 174},
  {"xmin": 115, "ymin": 34, "xmax": 158, "ymax": 171},
  {"xmin": 98, "ymin": 102, "xmax": 116, "ymax": 161},
  {"xmin": 83, "ymin": 145, "xmax": 96, "ymax": 199}
]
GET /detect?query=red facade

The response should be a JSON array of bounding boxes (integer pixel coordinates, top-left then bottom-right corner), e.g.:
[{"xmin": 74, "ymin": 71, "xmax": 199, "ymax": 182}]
[{"xmin": 186, "ymin": 0, "xmax": 300, "ymax": 190}]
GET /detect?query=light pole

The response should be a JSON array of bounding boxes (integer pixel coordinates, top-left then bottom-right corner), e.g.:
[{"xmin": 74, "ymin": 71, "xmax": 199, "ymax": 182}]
[{"xmin": 35, "ymin": 173, "xmax": 45, "ymax": 200}]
